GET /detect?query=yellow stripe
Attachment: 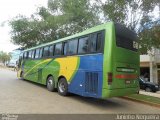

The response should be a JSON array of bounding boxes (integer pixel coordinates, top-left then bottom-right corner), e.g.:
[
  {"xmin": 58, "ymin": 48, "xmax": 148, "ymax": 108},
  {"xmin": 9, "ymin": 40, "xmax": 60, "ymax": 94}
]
[{"xmin": 55, "ymin": 57, "xmax": 79, "ymax": 82}]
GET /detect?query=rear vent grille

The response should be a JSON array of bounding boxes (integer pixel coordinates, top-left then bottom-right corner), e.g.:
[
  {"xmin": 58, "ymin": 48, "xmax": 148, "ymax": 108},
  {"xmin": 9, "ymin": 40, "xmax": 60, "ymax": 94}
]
[{"xmin": 85, "ymin": 72, "xmax": 98, "ymax": 94}]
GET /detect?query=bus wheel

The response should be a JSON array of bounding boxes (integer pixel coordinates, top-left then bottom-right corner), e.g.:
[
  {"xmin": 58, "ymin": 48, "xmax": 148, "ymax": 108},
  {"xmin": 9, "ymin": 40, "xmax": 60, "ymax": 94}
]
[
  {"xmin": 47, "ymin": 76, "xmax": 56, "ymax": 92},
  {"xmin": 58, "ymin": 78, "xmax": 68, "ymax": 96}
]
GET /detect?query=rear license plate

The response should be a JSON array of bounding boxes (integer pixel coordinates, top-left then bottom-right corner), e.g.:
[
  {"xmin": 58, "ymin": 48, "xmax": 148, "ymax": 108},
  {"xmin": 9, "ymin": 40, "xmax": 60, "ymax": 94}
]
[{"xmin": 125, "ymin": 80, "xmax": 131, "ymax": 84}]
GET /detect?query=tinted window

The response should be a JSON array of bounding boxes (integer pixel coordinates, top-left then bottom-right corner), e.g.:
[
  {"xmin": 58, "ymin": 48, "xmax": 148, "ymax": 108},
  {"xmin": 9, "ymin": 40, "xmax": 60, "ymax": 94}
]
[
  {"xmin": 68, "ymin": 39, "xmax": 78, "ymax": 55},
  {"xmin": 49, "ymin": 45, "xmax": 54, "ymax": 56},
  {"xmin": 115, "ymin": 24, "xmax": 138, "ymax": 51},
  {"xmin": 63, "ymin": 42, "xmax": 68, "ymax": 55},
  {"xmin": 31, "ymin": 50, "xmax": 35, "ymax": 59},
  {"xmin": 97, "ymin": 33, "xmax": 102, "ymax": 51},
  {"xmin": 39, "ymin": 48, "xmax": 43, "ymax": 58},
  {"xmin": 23, "ymin": 52, "xmax": 28, "ymax": 59},
  {"xmin": 78, "ymin": 36, "xmax": 89, "ymax": 54},
  {"xmin": 28, "ymin": 51, "xmax": 32, "ymax": 59},
  {"xmin": 54, "ymin": 43, "xmax": 62, "ymax": 56},
  {"xmin": 90, "ymin": 34, "xmax": 97, "ymax": 52},
  {"xmin": 116, "ymin": 35, "xmax": 138, "ymax": 51},
  {"xmin": 35, "ymin": 49, "xmax": 40, "ymax": 59},
  {"xmin": 43, "ymin": 46, "xmax": 49, "ymax": 57}
]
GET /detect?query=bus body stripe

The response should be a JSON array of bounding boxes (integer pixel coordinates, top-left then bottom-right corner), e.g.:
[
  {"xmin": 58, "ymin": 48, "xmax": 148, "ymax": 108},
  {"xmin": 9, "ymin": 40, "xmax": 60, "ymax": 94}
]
[
  {"xmin": 24, "ymin": 59, "xmax": 52, "ymax": 77},
  {"xmin": 54, "ymin": 57, "xmax": 80, "ymax": 82},
  {"xmin": 115, "ymin": 74, "xmax": 138, "ymax": 79}
]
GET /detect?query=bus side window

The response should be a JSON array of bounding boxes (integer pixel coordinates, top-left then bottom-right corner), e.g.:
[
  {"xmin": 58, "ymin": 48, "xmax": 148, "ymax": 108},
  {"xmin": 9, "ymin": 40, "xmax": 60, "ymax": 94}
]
[
  {"xmin": 39, "ymin": 48, "xmax": 43, "ymax": 58},
  {"xmin": 54, "ymin": 43, "xmax": 62, "ymax": 56},
  {"xmin": 68, "ymin": 39, "xmax": 78, "ymax": 55},
  {"xmin": 35, "ymin": 49, "xmax": 40, "ymax": 59},
  {"xmin": 26, "ymin": 52, "xmax": 29, "ymax": 59},
  {"xmin": 28, "ymin": 51, "xmax": 32, "ymax": 59},
  {"xmin": 90, "ymin": 32, "xmax": 102, "ymax": 52},
  {"xmin": 49, "ymin": 45, "xmax": 54, "ymax": 57},
  {"xmin": 90, "ymin": 33, "xmax": 97, "ymax": 52},
  {"xmin": 78, "ymin": 36, "xmax": 89, "ymax": 54},
  {"xmin": 23, "ymin": 52, "xmax": 28, "ymax": 59},
  {"xmin": 97, "ymin": 33, "xmax": 102, "ymax": 51},
  {"xmin": 43, "ymin": 46, "xmax": 49, "ymax": 57},
  {"xmin": 63, "ymin": 42, "xmax": 68, "ymax": 55},
  {"xmin": 31, "ymin": 50, "xmax": 35, "ymax": 59}
]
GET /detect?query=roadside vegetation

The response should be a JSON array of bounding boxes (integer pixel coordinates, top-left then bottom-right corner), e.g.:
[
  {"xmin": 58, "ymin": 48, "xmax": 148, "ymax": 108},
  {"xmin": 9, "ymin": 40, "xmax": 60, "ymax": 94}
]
[
  {"xmin": 0, "ymin": 51, "xmax": 11, "ymax": 66},
  {"xmin": 9, "ymin": 0, "xmax": 160, "ymax": 54},
  {"xmin": 126, "ymin": 94, "xmax": 160, "ymax": 105}
]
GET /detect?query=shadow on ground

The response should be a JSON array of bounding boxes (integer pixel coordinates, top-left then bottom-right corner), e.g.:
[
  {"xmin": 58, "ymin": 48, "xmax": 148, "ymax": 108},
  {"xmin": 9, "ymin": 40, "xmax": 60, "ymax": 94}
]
[{"xmin": 17, "ymin": 78, "xmax": 125, "ymax": 110}]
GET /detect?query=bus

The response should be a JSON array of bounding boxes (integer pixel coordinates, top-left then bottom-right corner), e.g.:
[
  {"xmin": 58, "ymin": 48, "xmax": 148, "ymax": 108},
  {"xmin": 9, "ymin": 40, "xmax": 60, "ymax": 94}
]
[{"xmin": 17, "ymin": 22, "xmax": 139, "ymax": 99}]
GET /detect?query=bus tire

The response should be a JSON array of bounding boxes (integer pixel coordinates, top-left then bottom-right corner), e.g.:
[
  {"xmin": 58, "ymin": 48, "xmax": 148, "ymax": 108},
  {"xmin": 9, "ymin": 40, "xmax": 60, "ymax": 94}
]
[
  {"xmin": 47, "ymin": 76, "xmax": 56, "ymax": 92},
  {"xmin": 58, "ymin": 78, "xmax": 68, "ymax": 96}
]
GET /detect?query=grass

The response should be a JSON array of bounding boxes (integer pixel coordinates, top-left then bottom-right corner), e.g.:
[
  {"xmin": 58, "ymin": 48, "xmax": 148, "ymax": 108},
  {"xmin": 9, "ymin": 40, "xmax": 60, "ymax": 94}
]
[{"xmin": 126, "ymin": 94, "xmax": 160, "ymax": 105}]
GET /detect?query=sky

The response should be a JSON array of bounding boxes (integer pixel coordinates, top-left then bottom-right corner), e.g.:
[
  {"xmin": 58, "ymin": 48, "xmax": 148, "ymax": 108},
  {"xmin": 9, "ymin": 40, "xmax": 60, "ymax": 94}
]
[{"xmin": 0, "ymin": 0, "xmax": 48, "ymax": 53}]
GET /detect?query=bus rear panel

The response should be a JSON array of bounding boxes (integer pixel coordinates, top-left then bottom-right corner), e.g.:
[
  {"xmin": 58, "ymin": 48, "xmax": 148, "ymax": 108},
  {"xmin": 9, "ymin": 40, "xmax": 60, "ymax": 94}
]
[{"xmin": 102, "ymin": 23, "xmax": 139, "ymax": 98}]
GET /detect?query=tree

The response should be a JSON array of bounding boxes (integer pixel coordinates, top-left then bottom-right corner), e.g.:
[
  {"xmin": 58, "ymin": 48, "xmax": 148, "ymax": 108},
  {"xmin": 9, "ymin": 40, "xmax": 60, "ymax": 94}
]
[
  {"xmin": 0, "ymin": 51, "xmax": 12, "ymax": 65},
  {"xmin": 9, "ymin": 0, "xmax": 160, "ymax": 53},
  {"xmin": 101, "ymin": 0, "xmax": 159, "ymax": 30},
  {"xmin": 101, "ymin": 0, "xmax": 160, "ymax": 53},
  {"xmin": 10, "ymin": 0, "xmax": 99, "ymax": 48},
  {"xmin": 139, "ymin": 21, "xmax": 160, "ymax": 54}
]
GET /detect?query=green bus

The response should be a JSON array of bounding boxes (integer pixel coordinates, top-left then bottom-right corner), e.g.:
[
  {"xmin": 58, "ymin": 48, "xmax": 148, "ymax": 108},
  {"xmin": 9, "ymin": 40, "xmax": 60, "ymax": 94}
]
[{"xmin": 17, "ymin": 22, "xmax": 139, "ymax": 99}]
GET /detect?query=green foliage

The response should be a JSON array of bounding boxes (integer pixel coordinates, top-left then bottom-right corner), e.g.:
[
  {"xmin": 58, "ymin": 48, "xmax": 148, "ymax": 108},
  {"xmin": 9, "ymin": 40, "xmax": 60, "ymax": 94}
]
[
  {"xmin": 10, "ymin": 0, "xmax": 99, "ymax": 48},
  {"xmin": 102, "ymin": 0, "xmax": 160, "ymax": 54},
  {"xmin": 0, "ymin": 51, "xmax": 11, "ymax": 65},
  {"xmin": 102, "ymin": 0, "xmax": 127, "ymax": 24},
  {"xmin": 139, "ymin": 23, "xmax": 160, "ymax": 54},
  {"xmin": 9, "ymin": 0, "xmax": 160, "ymax": 53}
]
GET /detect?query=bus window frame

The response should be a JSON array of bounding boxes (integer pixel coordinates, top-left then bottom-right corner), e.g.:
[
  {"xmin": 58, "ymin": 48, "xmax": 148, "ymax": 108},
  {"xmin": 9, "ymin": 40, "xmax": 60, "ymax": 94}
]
[
  {"xmin": 39, "ymin": 47, "xmax": 43, "ymax": 59},
  {"xmin": 64, "ymin": 38, "xmax": 78, "ymax": 56},
  {"xmin": 54, "ymin": 42, "xmax": 63, "ymax": 56},
  {"xmin": 49, "ymin": 45, "xmax": 54, "ymax": 57},
  {"xmin": 43, "ymin": 46, "xmax": 50, "ymax": 58},
  {"xmin": 76, "ymin": 30, "xmax": 105, "ymax": 56},
  {"xmin": 34, "ymin": 48, "xmax": 40, "ymax": 59},
  {"xmin": 22, "ymin": 30, "xmax": 105, "ymax": 60},
  {"xmin": 31, "ymin": 50, "xmax": 35, "ymax": 59},
  {"xmin": 28, "ymin": 51, "xmax": 32, "ymax": 59}
]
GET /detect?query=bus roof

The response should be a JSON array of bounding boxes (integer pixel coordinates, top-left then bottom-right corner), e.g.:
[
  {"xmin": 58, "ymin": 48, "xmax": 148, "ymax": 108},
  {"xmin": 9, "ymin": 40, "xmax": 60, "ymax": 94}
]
[{"xmin": 23, "ymin": 22, "xmax": 114, "ymax": 52}]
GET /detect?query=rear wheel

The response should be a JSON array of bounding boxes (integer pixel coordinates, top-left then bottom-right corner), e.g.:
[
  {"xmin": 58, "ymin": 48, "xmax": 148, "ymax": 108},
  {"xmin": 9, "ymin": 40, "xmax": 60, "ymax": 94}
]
[
  {"xmin": 145, "ymin": 87, "xmax": 152, "ymax": 92},
  {"xmin": 47, "ymin": 76, "xmax": 56, "ymax": 92},
  {"xmin": 58, "ymin": 78, "xmax": 68, "ymax": 96}
]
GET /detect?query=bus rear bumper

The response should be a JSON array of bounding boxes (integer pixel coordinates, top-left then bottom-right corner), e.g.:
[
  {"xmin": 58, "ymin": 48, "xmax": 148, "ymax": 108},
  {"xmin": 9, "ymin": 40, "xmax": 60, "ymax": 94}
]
[{"xmin": 102, "ymin": 87, "xmax": 139, "ymax": 99}]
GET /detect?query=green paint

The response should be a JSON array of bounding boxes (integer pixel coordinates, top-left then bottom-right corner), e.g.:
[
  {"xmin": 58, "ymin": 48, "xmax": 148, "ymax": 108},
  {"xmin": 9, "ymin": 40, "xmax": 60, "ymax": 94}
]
[{"xmin": 19, "ymin": 22, "xmax": 139, "ymax": 99}]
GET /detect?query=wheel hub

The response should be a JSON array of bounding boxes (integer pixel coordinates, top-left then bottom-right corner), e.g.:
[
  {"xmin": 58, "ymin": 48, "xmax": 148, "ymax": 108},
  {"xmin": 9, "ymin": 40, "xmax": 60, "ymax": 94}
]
[{"xmin": 59, "ymin": 82, "xmax": 65, "ymax": 93}]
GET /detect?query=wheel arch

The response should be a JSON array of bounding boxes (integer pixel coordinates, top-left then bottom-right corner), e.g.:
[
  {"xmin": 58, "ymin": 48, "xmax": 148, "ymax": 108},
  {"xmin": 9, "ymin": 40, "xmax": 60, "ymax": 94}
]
[
  {"xmin": 57, "ymin": 75, "xmax": 67, "ymax": 85},
  {"xmin": 46, "ymin": 74, "xmax": 54, "ymax": 85},
  {"xmin": 58, "ymin": 75, "xmax": 67, "ymax": 81}
]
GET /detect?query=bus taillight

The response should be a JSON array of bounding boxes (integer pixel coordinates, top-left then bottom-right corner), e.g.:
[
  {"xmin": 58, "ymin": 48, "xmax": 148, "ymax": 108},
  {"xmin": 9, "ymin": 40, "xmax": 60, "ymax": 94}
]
[{"xmin": 108, "ymin": 72, "xmax": 113, "ymax": 85}]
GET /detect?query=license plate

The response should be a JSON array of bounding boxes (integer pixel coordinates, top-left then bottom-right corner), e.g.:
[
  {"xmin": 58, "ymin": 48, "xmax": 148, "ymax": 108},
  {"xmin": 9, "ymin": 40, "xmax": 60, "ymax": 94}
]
[{"xmin": 125, "ymin": 80, "xmax": 131, "ymax": 84}]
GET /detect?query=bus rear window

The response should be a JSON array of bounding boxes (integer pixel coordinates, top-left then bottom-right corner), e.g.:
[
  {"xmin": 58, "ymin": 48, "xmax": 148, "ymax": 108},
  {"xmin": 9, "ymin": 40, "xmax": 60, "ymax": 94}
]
[
  {"xmin": 116, "ymin": 35, "xmax": 138, "ymax": 51},
  {"xmin": 115, "ymin": 24, "xmax": 138, "ymax": 52}
]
